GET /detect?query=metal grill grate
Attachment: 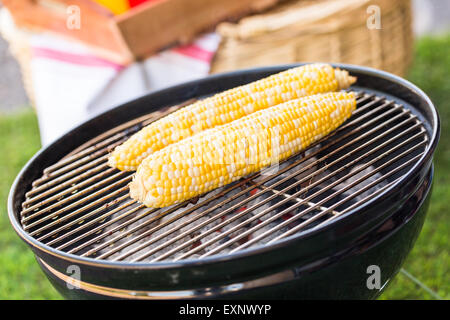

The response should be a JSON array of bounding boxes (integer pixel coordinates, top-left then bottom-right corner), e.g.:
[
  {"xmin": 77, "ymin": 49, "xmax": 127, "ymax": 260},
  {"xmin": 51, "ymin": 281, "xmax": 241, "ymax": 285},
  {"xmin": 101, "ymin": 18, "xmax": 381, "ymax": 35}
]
[{"xmin": 20, "ymin": 91, "xmax": 428, "ymax": 263}]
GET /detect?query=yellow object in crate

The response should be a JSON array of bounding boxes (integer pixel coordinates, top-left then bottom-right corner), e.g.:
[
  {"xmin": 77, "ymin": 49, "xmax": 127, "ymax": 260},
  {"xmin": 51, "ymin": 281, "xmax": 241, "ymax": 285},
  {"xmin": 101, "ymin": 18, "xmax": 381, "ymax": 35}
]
[{"xmin": 93, "ymin": 0, "xmax": 130, "ymax": 15}]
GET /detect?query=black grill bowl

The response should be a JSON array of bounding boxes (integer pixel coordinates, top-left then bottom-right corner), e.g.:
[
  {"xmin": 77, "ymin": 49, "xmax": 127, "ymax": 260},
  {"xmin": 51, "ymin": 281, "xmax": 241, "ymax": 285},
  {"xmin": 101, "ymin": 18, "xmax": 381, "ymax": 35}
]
[{"xmin": 8, "ymin": 64, "xmax": 439, "ymax": 299}]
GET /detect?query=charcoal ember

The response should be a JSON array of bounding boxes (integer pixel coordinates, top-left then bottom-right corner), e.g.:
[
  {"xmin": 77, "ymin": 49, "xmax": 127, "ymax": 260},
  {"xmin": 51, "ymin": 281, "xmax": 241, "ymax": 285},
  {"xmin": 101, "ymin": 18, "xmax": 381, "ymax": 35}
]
[
  {"xmin": 254, "ymin": 145, "xmax": 322, "ymax": 188},
  {"xmin": 95, "ymin": 152, "xmax": 389, "ymax": 262},
  {"xmin": 147, "ymin": 186, "xmax": 247, "ymax": 258},
  {"xmin": 94, "ymin": 204, "xmax": 160, "ymax": 259},
  {"xmin": 250, "ymin": 220, "xmax": 291, "ymax": 245},
  {"xmin": 334, "ymin": 164, "xmax": 388, "ymax": 202}
]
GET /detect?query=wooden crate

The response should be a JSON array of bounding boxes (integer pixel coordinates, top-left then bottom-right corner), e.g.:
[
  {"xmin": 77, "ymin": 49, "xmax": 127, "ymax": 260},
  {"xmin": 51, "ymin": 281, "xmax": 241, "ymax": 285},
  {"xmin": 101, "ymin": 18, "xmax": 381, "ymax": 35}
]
[{"xmin": 3, "ymin": 0, "xmax": 281, "ymax": 64}]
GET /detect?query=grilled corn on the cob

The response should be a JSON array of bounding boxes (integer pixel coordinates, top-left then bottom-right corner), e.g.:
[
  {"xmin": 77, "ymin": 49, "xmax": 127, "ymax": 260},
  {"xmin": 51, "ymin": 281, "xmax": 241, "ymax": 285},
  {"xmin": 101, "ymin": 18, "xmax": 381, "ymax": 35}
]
[
  {"xmin": 130, "ymin": 92, "xmax": 357, "ymax": 208},
  {"xmin": 109, "ymin": 64, "xmax": 356, "ymax": 171}
]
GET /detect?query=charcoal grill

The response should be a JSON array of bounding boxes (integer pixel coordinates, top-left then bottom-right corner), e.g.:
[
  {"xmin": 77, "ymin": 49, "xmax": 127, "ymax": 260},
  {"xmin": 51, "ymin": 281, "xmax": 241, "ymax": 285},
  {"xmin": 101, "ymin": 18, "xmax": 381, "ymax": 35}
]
[{"xmin": 8, "ymin": 64, "xmax": 439, "ymax": 299}]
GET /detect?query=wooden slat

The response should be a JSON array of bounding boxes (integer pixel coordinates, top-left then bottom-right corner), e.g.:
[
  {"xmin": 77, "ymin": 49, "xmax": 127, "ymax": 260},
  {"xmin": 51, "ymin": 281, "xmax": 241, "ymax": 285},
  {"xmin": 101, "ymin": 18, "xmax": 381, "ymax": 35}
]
[
  {"xmin": 115, "ymin": 0, "xmax": 280, "ymax": 60},
  {"xmin": 3, "ymin": 0, "xmax": 133, "ymax": 64},
  {"xmin": 3, "ymin": 0, "xmax": 281, "ymax": 63}
]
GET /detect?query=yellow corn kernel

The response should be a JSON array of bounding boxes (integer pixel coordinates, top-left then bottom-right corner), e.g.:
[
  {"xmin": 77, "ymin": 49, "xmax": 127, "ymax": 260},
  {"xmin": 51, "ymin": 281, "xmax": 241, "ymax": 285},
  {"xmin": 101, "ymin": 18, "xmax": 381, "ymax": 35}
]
[
  {"xmin": 109, "ymin": 64, "xmax": 356, "ymax": 171},
  {"xmin": 130, "ymin": 92, "xmax": 357, "ymax": 208}
]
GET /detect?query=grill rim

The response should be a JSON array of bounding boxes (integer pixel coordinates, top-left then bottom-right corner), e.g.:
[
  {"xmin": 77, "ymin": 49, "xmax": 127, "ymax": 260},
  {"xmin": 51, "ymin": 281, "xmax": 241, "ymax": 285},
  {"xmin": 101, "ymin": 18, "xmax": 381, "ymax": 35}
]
[{"xmin": 8, "ymin": 63, "xmax": 440, "ymax": 269}]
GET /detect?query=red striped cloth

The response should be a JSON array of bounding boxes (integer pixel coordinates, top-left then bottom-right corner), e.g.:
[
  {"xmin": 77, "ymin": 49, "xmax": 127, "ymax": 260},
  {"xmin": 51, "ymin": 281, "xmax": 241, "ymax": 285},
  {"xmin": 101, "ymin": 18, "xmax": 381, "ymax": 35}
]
[{"xmin": 28, "ymin": 32, "xmax": 220, "ymax": 145}]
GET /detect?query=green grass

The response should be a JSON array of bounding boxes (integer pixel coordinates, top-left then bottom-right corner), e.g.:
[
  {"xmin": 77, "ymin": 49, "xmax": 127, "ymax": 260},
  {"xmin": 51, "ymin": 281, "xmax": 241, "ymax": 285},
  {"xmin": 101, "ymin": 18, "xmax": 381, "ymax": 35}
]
[
  {"xmin": 379, "ymin": 35, "xmax": 450, "ymax": 300},
  {"xmin": 0, "ymin": 110, "xmax": 61, "ymax": 299},
  {"xmin": 0, "ymin": 35, "xmax": 448, "ymax": 300}
]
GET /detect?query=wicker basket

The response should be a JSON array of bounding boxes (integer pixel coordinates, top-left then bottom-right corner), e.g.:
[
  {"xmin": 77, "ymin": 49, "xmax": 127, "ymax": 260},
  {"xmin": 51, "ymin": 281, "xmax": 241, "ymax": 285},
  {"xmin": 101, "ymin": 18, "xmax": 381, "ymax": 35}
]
[{"xmin": 211, "ymin": 0, "xmax": 413, "ymax": 76}]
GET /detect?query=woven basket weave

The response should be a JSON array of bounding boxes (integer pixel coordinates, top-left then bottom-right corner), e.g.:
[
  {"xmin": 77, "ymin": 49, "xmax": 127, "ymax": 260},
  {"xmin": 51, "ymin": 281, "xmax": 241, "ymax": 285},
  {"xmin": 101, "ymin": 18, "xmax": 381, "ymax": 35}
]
[{"xmin": 211, "ymin": 0, "xmax": 413, "ymax": 76}]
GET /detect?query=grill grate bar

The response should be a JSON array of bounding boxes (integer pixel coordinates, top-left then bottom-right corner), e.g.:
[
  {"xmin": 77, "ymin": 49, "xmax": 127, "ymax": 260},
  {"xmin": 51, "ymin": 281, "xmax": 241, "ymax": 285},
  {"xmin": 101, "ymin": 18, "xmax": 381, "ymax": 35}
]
[
  {"xmin": 81, "ymin": 176, "xmax": 264, "ymax": 259},
  {"xmin": 25, "ymin": 176, "xmax": 132, "ymax": 234},
  {"xmin": 119, "ymin": 115, "xmax": 419, "ymax": 260},
  {"xmin": 22, "ymin": 163, "xmax": 110, "ymax": 208},
  {"xmin": 43, "ymin": 132, "xmax": 129, "ymax": 175},
  {"xmin": 106, "ymin": 103, "xmax": 414, "ymax": 261},
  {"xmin": 138, "ymin": 119, "xmax": 423, "ymax": 262},
  {"xmin": 22, "ymin": 171, "xmax": 131, "ymax": 224},
  {"xmin": 79, "ymin": 95, "xmax": 401, "ymax": 259},
  {"xmin": 56, "ymin": 100, "xmax": 195, "ymax": 163},
  {"xmin": 117, "ymin": 197, "xmax": 336, "ymax": 262},
  {"xmin": 252, "ymin": 184, "xmax": 340, "ymax": 215},
  {"xmin": 28, "ymin": 94, "xmax": 366, "ymax": 202},
  {"xmin": 26, "ymin": 101, "xmax": 193, "ymax": 196},
  {"xmin": 36, "ymin": 139, "xmax": 125, "ymax": 186},
  {"xmin": 162, "ymin": 132, "xmax": 426, "ymax": 261},
  {"xmin": 27, "ymin": 186, "xmax": 130, "ymax": 237},
  {"xmin": 314, "ymin": 178, "xmax": 400, "ymax": 230},
  {"xmin": 352, "ymin": 92, "xmax": 375, "ymax": 109},
  {"xmin": 22, "ymin": 167, "xmax": 118, "ymax": 215},
  {"xmin": 22, "ymin": 93, "xmax": 370, "ymax": 208},
  {"xmin": 39, "ymin": 196, "xmax": 134, "ymax": 244},
  {"xmin": 266, "ymin": 155, "xmax": 423, "ymax": 244},
  {"xmin": 62, "ymin": 203, "xmax": 151, "ymax": 253},
  {"xmin": 31, "ymin": 154, "xmax": 110, "ymax": 189},
  {"xmin": 19, "ymin": 91, "xmax": 429, "ymax": 263},
  {"xmin": 92, "ymin": 203, "xmax": 196, "ymax": 259},
  {"xmin": 27, "ymin": 155, "xmax": 110, "ymax": 197},
  {"xmin": 342, "ymin": 94, "xmax": 381, "ymax": 117},
  {"xmin": 201, "ymin": 143, "xmax": 426, "ymax": 258}
]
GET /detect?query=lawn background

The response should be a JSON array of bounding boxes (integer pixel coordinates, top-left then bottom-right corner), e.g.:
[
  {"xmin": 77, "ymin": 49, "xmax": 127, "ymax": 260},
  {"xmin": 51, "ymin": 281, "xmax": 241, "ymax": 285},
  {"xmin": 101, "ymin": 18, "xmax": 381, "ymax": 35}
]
[{"xmin": 0, "ymin": 35, "xmax": 448, "ymax": 300}]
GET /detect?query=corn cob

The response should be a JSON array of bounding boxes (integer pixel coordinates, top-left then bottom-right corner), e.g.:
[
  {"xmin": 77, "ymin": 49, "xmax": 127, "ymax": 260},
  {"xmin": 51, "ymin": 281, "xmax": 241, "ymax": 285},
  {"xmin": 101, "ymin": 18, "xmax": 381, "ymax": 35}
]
[
  {"xmin": 130, "ymin": 92, "xmax": 357, "ymax": 208},
  {"xmin": 109, "ymin": 64, "xmax": 356, "ymax": 171}
]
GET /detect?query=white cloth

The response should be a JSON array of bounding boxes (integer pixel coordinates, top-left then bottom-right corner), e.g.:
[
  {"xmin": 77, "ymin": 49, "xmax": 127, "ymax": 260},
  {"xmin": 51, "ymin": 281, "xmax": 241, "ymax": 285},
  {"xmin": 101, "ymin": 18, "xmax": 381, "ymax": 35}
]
[
  {"xmin": 0, "ymin": 5, "xmax": 221, "ymax": 146},
  {"xmin": 30, "ymin": 32, "xmax": 220, "ymax": 145}
]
